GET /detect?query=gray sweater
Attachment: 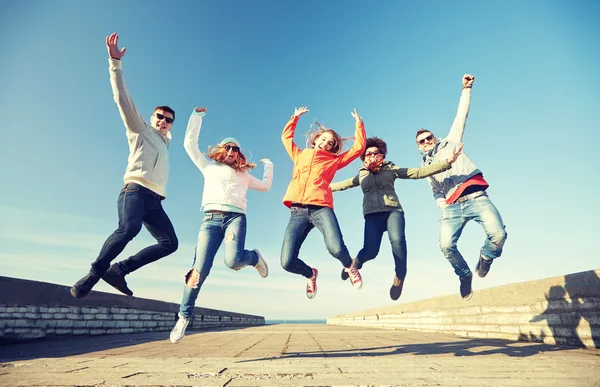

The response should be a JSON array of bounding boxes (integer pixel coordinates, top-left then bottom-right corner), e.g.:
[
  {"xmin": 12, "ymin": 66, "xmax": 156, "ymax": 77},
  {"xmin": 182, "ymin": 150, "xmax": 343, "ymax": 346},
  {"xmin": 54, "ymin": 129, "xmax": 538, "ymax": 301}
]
[{"xmin": 109, "ymin": 58, "xmax": 171, "ymax": 197}]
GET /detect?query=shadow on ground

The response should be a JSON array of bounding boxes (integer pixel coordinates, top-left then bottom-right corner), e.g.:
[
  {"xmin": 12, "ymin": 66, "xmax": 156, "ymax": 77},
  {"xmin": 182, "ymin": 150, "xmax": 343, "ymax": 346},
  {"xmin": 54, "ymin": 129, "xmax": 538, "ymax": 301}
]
[
  {"xmin": 0, "ymin": 326, "xmax": 249, "ymax": 362},
  {"xmin": 237, "ymin": 336, "xmax": 590, "ymax": 363}
]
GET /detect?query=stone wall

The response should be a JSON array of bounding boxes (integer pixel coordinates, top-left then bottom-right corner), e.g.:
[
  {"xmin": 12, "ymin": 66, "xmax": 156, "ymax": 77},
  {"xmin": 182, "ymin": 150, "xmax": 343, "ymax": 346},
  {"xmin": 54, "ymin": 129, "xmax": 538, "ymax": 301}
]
[
  {"xmin": 328, "ymin": 269, "xmax": 600, "ymax": 349},
  {"xmin": 0, "ymin": 276, "xmax": 264, "ymax": 342}
]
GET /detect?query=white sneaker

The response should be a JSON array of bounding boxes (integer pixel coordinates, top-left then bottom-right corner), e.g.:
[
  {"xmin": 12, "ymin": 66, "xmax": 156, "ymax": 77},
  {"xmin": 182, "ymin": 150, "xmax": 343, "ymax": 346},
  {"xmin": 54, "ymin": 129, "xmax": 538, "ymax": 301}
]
[
  {"xmin": 345, "ymin": 264, "xmax": 363, "ymax": 289},
  {"xmin": 253, "ymin": 249, "xmax": 268, "ymax": 278},
  {"xmin": 306, "ymin": 268, "xmax": 318, "ymax": 299},
  {"xmin": 170, "ymin": 313, "xmax": 190, "ymax": 343}
]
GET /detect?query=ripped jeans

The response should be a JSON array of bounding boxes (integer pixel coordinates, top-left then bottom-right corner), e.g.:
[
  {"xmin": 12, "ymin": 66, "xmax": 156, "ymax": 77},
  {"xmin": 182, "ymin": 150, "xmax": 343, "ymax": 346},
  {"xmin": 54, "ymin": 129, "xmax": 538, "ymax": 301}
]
[{"xmin": 178, "ymin": 211, "xmax": 259, "ymax": 319}]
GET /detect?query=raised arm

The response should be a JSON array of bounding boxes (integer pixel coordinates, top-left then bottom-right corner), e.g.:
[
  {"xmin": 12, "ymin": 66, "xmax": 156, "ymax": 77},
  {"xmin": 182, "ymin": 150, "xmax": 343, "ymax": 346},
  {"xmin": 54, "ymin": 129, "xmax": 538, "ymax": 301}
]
[
  {"xmin": 183, "ymin": 107, "xmax": 210, "ymax": 171},
  {"xmin": 330, "ymin": 174, "xmax": 360, "ymax": 192},
  {"xmin": 281, "ymin": 107, "xmax": 308, "ymax": 160},
  {"xmin": 106, "ymin": 33, "xmax": 146, "ymax": 133},
  {"xmin": 445, "ymin": 74, "xmax": 474, "ymax": 143},
  {"xmin": 394, "ymin": 143, "xmax": 463, "ymax": 179},
  {"xmin": 336, "ymin": 109, "xmax": 367, "ymax": 169},
  {"xmin": 248, "ymin": 158, "xmax": 274, "ymax": 192}
]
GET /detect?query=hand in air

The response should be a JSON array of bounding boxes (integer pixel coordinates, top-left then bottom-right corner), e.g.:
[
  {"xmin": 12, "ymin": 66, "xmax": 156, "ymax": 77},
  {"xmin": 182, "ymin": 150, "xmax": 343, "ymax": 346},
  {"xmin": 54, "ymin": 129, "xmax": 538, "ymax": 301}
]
[
  {"xmin": 106, "ymin": 32, "xmax": 126, "ymax": 60},
  {"xmin": 294, "ymin": 106, "xmax": 309, "ymax": 117},
  {"xmin": 462, "ymin": 74, "xmax": 475, "ymax": 88},
  {"xmin": 351, "ymin": 108, "xmax": 362, "ymax": 123},
  {"xmin": 447, "ymin": 143, "xmax": 464, "ymax": 164},
  {"xmin": 260, "ymin": 158, "xmax": 271, "ymax": 164}
]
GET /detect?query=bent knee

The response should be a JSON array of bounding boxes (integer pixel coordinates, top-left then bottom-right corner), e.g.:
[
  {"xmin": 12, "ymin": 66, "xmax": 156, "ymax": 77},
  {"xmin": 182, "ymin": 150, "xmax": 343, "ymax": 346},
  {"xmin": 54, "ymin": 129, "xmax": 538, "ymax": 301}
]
[
  {"xmin": 489, "ymin": 229, "xmax": 508, "ymax": 247},
  {"xmin": 184, "ymin": 269, "xmax": 201, "ymax": 289}
]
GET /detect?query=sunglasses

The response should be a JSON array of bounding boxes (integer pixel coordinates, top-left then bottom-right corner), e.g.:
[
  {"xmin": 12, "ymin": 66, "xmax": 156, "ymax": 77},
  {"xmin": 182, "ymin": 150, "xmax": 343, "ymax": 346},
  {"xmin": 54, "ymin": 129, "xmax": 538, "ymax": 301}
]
[
  {"xmin": 224, "ymin": 144, "xmax": 240, "ymax": 153},
  {"xmin": 155, "ymin": 113, "xmax": 174, "ymax": 124},
  {"xmin": 365, "ymin": 151, "xmax": 383, "ymax": 157},
  {"xmin": 418, "ymin": 134, "xmax": 434, "ymax": 145}
]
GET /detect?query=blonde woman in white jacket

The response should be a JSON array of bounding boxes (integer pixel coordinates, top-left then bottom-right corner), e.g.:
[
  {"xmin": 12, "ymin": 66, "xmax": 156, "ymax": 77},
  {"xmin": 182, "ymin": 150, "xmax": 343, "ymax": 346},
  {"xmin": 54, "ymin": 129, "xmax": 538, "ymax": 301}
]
[{"xmin": 170, "ymin": 107, "xmax": 273, "ymax": 343}]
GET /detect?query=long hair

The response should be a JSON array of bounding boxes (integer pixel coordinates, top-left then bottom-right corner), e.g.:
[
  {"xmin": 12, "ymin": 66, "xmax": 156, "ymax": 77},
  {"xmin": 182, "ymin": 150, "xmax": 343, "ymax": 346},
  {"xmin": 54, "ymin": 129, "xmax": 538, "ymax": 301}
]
[
  {"xmin": 305, "ymin": 122, "xmax": 351, "ymax": 155},
  {"xmin": 207, "ymin": 145, "xmax": 256, "ymax": 172}
]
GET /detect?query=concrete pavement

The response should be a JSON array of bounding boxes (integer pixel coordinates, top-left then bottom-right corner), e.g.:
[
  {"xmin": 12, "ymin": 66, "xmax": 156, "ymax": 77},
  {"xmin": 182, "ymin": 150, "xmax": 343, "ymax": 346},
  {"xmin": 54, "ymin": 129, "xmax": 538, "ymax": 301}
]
[{"xmin": 1, "ymin": 324, "xmax": 598, "ymax": 386}]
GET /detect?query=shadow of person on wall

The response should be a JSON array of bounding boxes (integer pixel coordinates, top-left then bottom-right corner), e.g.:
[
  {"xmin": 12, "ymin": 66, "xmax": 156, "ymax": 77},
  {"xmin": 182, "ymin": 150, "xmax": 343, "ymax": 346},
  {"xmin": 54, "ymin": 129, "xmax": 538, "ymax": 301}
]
[
  {"xmin": 529, "ymin": 285, "xmax": 584, "ymax": 347},
  {"xmin": 528, "ymin": 270, "xmax": 600, "ymax": 349},
  {"xmin": 564, "ymin": 270, "xmax": 600, "ymax": 349}
]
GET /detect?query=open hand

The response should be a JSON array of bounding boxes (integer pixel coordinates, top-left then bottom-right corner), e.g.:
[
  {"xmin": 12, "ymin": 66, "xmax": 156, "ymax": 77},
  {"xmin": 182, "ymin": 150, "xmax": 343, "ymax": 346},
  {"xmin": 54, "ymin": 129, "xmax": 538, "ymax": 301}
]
[
  {"xmin": 447, "ymin": 143, "xmax": 464, "ymax": 164},
  {"xmin": 106, "ymin": 32, "xmax": 126, "ymax": 60},
  {"xmin": 294, "ymin": 106, "xmax": 309, "ymax": 117},
  {"xmin": 351, "ymin": 108, "xmax": 362, "ymax": 123}
]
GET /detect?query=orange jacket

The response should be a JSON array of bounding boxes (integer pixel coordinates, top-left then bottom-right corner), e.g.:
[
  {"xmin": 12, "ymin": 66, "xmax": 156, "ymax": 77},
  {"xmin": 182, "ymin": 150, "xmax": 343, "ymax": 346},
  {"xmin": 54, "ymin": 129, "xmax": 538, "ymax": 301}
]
[{"xmin": 281, "ymin": 115, "xmax": 366, "ymax": 208}]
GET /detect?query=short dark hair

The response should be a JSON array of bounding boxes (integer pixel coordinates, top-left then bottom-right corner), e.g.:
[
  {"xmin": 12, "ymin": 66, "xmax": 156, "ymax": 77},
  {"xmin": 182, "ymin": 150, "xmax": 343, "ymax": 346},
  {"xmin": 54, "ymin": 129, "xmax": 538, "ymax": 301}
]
[
  {"xmin": 361, "ymin": 137, "xmax": 387, "ymax": 161},
  {"xmin": 415, "ymin": 129, "xmax": 432, "ymax": 142},
  {"xmin": 154, "ymin": 106, "xmax": 175, "ymax": 122}
]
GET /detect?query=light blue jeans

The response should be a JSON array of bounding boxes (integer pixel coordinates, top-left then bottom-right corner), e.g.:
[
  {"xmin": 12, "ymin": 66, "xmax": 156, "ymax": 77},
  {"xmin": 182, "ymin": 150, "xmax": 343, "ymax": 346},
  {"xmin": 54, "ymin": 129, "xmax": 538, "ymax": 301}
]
[
  {"xmin": 280, "ymin": 204, "xmax": 353, "ymax": 278},
  {"xmin": 179, "ymin": 212, "xmax": 259, "ymax": 318},
  {"xmin": 439, "ymin": 192, "xmax": 507, "ymax": 278}
]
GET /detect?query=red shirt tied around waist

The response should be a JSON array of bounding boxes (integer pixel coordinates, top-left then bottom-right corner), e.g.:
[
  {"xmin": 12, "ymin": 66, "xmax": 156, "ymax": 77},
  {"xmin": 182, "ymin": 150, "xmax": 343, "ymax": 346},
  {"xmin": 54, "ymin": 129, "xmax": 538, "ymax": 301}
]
[{"xmin": 445, "ymin": 174, "xmax": 489, "ymax": 205}]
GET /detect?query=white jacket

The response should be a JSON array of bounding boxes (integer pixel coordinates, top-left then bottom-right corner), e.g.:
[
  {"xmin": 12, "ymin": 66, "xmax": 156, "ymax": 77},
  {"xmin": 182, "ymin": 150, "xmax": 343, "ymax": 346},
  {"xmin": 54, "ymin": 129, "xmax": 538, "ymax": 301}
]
[
  {"xmin": 109, "ymin": 58, "xmax": 171, "ymax": 197},
  {"xmin": 184, "ymin": 111, "xmax": 273, "ymax": 213}
]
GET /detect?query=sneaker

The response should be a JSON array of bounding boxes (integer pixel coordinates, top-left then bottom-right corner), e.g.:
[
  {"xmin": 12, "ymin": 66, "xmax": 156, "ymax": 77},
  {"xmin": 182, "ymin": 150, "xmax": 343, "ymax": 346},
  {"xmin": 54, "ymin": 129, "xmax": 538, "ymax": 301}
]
[
  {"xmin": 170, "ymin": 313, "xmax": 190, "ymax": 343},
  {"xmin": 70, "ymin": 271, "xmax": 102, "ymax": 298},
  {"xmin": 460, "ymin": 274, "xmax": 473, "ymax": 300},
  {"xmin": 345, "ymin": 264, "xmax": 363, "ymax": 289},
  {"xmin": 102, "ymin": 264, "xmax": 133, "ymax": 296},
  {"xmin": 340, "ymin": 258, "xmax": 358, "ymax": 281},
  {"xmin": 253, "ymin": 249, "xmax": 268, "ymax": 278},
  {"xmin": 475, "ymin": 255, "xmax": 493, "ymax": 278},
  {"xmin": 389, "ymin": 275, "xmax": 404, "ymax": 301},
  {"xmin": 306, "ymin": 268, "xmax": 318, "ymax": 299}
]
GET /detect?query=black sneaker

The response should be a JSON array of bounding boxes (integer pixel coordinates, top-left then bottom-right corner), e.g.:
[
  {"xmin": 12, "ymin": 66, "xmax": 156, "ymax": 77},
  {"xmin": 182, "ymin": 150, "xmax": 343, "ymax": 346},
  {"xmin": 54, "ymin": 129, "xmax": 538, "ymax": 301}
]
[
  {"xmin": 102, "ymin": 264, "xmax": 133, "ymax": 296},
  {"xmin": 459, "ymin": 274, "xmax": 473, "ymax": 300},
  {"xmin": 475, "ymin": 256, "xmax": 493, "ymax": 278},
  {"xmin": 70, "ymin": 271, "xmax": 101, "ymax": 298},
  {"xmin": 389, "ymin": 276, "xmax": 404, "ymax": 301}
]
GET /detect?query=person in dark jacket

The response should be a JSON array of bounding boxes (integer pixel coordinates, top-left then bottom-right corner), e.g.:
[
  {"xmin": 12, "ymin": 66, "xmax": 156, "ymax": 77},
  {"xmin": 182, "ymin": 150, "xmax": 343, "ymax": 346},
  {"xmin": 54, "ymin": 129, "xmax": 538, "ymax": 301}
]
[{"xmin": 331, "ymin": 137, "xmax": 462, "ymax": 300}]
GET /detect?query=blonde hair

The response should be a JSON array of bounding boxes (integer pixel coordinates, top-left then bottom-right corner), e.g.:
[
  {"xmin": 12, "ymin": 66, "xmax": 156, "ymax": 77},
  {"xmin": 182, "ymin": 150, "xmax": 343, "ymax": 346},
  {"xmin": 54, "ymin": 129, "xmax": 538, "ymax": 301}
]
[
  {"xmin": 207, "ymin": 145, "xmax": 256, "ymax": 172},
  {"xmin": 305, "ymin": 122, "xmax": 350, "ymax": 155}
]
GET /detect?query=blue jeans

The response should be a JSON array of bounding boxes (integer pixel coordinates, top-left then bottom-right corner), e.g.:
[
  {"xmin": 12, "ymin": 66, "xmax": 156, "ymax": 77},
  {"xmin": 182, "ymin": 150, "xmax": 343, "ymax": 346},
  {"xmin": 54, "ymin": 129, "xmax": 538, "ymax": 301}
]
[
  {"xmin": 179, "ymin": 212, "xmax": 258, "ymax": 318},
  {"xmin": 355, "ymin": 211, "xmax": 407, "ymax": 280},
  {"xmin": 440, "ymin": 192, "xmax": 507, "ymax": 278},
  {"xmin": 280, "ymin": 205, "xmax": 353, "ymax": 278},
  {"xmin": 91, "ymin": 183, "xmax": 178, "ymax": 275}
]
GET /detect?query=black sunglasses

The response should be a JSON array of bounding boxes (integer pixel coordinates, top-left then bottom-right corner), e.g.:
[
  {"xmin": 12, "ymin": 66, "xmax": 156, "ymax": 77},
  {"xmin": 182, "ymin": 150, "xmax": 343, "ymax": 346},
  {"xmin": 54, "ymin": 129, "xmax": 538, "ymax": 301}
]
[
  {"xmin": 156, "ymin": 113, "xmax": 174, "ymax": 124},
  {"xmin": 224, "ymin": 144, "xmax": 240, "ymax": 153},
  {"xmin": 418, "ymin": 134, "xmax": 434, "ymax": 145},
  {"xmin": 365, "ymin": 151, "xmax": 382, "ymax": 157}
]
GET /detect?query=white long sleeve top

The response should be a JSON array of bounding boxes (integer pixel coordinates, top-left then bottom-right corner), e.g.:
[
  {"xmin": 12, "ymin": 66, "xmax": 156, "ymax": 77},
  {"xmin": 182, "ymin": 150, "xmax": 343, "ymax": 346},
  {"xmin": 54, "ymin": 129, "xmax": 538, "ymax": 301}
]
[{"xmin": 183, "ymin": 110, "xmax": 273, "ymax": 213}]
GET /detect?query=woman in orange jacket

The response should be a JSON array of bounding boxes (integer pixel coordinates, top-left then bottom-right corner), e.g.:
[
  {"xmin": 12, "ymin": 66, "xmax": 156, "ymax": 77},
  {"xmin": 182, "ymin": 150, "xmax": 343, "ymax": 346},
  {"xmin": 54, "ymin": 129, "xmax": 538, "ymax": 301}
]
[{"xmin": 280, "ymin": 106, "xmax": 366, "ymax": 299}]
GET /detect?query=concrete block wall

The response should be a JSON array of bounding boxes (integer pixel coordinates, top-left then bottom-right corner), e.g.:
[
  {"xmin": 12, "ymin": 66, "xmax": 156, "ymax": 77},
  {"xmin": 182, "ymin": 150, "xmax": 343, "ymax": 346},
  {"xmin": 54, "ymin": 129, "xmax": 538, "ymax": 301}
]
[
  {"xmin": 328, "ymin": 269, "xmax": 600, "ymax": 349},
  {"xmin": 0, "ymin": 276, "xmax": 264, "ymax": 342}
]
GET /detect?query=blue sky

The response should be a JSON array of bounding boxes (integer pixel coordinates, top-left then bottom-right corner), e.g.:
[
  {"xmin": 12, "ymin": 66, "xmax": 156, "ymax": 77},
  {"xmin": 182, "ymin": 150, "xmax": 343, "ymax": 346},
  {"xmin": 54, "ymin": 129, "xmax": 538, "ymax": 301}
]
[{"xmin": 1, "ymin": 0, "xmax": 598, "ymax": 320}]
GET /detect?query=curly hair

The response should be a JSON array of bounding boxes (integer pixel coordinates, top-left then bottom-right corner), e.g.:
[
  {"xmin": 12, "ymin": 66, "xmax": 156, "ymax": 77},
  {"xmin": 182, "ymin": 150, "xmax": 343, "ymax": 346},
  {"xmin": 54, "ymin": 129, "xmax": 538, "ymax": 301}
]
[
  {"xmin": 306, "ymin": 122, "xmax": 351, "ymax": 155},
  {"xmin": 361, "ymin": 136, "xmax": 388, "ymax": 161},
  {"xmin": 207, "ymin": 145, "xmax": 256, "ymax": 172}
]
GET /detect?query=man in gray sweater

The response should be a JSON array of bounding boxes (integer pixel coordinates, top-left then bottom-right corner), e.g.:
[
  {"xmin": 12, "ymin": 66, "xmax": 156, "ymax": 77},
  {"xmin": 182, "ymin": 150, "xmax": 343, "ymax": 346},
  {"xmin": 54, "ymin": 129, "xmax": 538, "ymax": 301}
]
[{"xmin": 71, "ymin": 33, "xmax": 179, "ymax": 298}]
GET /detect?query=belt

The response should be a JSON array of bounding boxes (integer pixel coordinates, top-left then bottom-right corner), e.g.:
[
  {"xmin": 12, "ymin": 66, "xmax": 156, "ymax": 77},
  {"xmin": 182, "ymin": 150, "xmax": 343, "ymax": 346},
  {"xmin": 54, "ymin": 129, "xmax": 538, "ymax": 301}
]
[
  {"xmin": 291, "ymin": 203, "xmax": 326, "ymax": 210},
  {"xmin": 453, "ymin": 190, "xmax": 485, "ymax": 204}
]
